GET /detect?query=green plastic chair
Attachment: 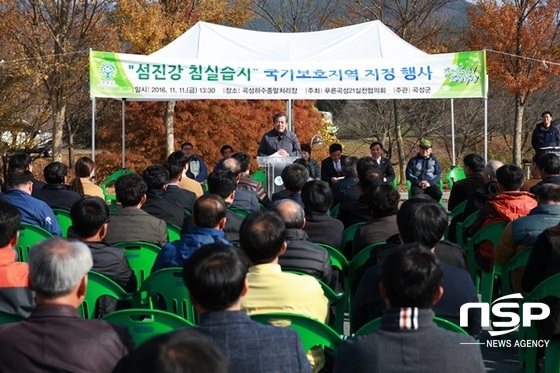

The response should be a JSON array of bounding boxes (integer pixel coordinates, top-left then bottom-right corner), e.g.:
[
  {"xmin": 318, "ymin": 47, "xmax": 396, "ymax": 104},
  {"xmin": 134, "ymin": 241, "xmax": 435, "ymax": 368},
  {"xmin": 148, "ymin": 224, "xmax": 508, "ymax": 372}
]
[
  {"xmin": 113, "ymin": 241, "xmax": 161, "ymax": 290},
  {"xmin": 80, "ymin": 271, "xmax": 133, "ymax": 319},
  {"xmin": 466, "ymin": 222, "xmax": 505, "ymax": 303},
  {"xmin": 102, "ymin": 308, "xmax": 194, "ymax": 348},
  {"xmin": 285, "ymin": 271, "xmax": 347, "ymax": 334},
  {"xmin": 330, "ymin": 203, "xmax": 340, "ymax": 218},
  {"xmin": 501, "ymin": 248, "xmax": 532, "ymax": 296},
  {"xmin": 100, "ymin": 169, "xmax": 135, "ymax": 204},
  {"xmin": 444, "ymin": 200, "xmax": 468, "ymax": 240},
  {"xmin": 250, "ymin": 312, "xmax": 342, "ymax": 353},
  {"xmin": 0, "ymin": 311, "xmax": 24, "ymax": 325},
  {"xmin": 406, "ymin": 179, "xmax": 444, "ymax": 203},
  {"xmin": 135, "ymin": 267, "xmax": 197, "ymax": 324},
  {"xmin": 16, "ymin": 223, "xmax": 53, "ymax": 262},
  {"xmin": 354, "ymin": 316, "xmax": 469, "ymax": 336},
  {"xmin": 446, "ymin": 167, "xmax": 466, "ymax": 190},
  {"xmin": 456, "ymin": 210, "xmax": 480, "ymax": 251},
  {"xmin": 518, "ymin": 273, "xmax": 560, "ymax": 373},
  {"xmin": 314, "ymin": 243, "xmax": 349, "ymax": 273},
  {"xmin": 52, "ymin": 208, "xmax": 73, "ymax": 238},
  {"xmin": 340, "ymin": 222, "xmax": 366, "ymax": 256},
  {"xmin": 251, "ymin": 169, "xmax": 266, "ymax": 188},
  {"xmin": 229, "ymin": 207, "xmax": 251, "ymax": 218},
  {"xmin": 167, "ymin": 224, "xmax": 182, "ymax": 243}
]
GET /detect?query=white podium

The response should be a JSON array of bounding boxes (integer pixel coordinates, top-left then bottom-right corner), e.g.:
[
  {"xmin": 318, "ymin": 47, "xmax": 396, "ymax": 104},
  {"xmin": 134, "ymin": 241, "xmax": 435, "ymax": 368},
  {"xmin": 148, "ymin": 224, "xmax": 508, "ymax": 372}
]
[{"xmin": 257, "ymin": 156, "xmax": 298, "ymax": 197}]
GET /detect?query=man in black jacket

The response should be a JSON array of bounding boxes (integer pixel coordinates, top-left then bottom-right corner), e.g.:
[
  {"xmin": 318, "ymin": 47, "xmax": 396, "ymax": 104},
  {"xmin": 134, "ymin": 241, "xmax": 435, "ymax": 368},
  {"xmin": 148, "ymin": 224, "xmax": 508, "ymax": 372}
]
[{"xmin": 34, "ymin": 161, "xmax": 82, "ymax": 211}]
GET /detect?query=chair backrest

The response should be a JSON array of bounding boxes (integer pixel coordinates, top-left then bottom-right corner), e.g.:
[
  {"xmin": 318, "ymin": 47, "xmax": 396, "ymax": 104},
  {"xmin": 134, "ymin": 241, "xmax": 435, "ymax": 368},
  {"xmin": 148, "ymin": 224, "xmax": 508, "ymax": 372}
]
[
  {"xmin": 229, "ymin": 207, "xmax": 251, "ymax": 218},
  {"xmin": 354, "ymin": 316, "xmax": 469, "ymax": 336},
  {"xmin": 16, "ymin": 223, "xmax": 53, "ymax": 262},
  {"xmin": 100, "ymin": 169, "xmax": 135, "ymax": 202},
  {"xmin": 250, "ymin": 312, "xmax": 342, "ymax": 352},
  {"xmin": 330, "ymin": 203, "xmax": 340, "ymax": 218},
  {"xmin": 0, "ymin": 311, "xmax": 24, "ymax": 325},
  {"xmin": 113, "ymin": 241, "xmax": 161, "ymax": 289},
  {"xmin": 349, "ymin": 242, "xmax": 387, "ymax": 281},
  {"xmin": 456, "ymin": 210, "xmax": 480, "ymax": 250},
  {"xmin": 446, "ymin": 167, "xmax": 466, "ymax": 190},
  {"xmin": 251, "ymin": 169, "xmax": 266, "ymax": 188},
  {"xmin": 466, "ymin": 221, "xmax": 505, "ymax": 279},
  {"xmin": 501, "ymin": 248, "xmax": 532, "ymax": 296},
  {"xmin": 448, "ymin": 199, "xmax": 468, "ymax": 220},
  {"xmin": 340, "ymin": 222, "xmax": 366, "ymax": 254},
  {"xmin": 80, "ymin": 271, "xmax": 133, "ymax": 319},
  {"xmin": 166, "ymin": 224, "xmax": 182, "ymax": 243},
  {"xmin": 136, "ymin": 267, "xmax": 196, "ymax": 323},
  {"xmin": 52, "ymin": 208, "xmax": 73, "ymax": 238},
  {"xmin": 314, "ymin": 243, "xmax": 349, "ymax": 272},
  {"xmin": 102, "ymin": 308, "xmax": 194, "ymax": 348}
]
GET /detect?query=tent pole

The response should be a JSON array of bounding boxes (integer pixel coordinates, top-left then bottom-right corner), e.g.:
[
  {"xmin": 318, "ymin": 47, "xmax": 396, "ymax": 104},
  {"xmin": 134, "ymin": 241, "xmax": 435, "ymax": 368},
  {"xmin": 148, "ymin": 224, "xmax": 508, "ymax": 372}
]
[
  {"xmin": 122, "ymin": 99, "xmax": 126, "ymax": 168},
  {"xmin": 484, "ymin": 98, "xmax": 488, "ymax": 162},
  {"xmin": 91, "ymin": 97, "xmax": 96, "ymax": 162},
  {"xmin": 451, "ymin": 99, "xmax": 456, "ymax": 166}
]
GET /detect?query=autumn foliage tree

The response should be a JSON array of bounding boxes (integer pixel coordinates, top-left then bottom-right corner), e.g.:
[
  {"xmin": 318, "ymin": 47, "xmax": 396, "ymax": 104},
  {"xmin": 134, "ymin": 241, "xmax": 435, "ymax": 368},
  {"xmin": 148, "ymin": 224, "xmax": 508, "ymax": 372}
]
[{"xmin": 466, "ymin": 0, "xmax": 560, "ymax": 164}]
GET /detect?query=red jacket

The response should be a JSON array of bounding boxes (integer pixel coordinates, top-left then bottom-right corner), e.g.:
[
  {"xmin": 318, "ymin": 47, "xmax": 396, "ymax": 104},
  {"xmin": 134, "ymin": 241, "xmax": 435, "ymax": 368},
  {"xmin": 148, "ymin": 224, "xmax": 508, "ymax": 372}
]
[{"xmin": 0, "ymin": 248, "xmax": 34, "ymax": 317}]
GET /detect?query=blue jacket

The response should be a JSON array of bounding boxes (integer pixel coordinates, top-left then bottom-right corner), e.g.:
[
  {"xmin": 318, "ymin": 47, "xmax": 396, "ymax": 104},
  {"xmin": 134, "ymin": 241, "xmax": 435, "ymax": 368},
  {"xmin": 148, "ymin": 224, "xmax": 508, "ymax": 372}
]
[
  {"xmin": 511, "ymin": 204, "xmax": 560, "ymax": 246},
  {"xmin": 0, "ymin": 189, "xmax": 61, "ymax": 236},
  {"xmin": 532, "ymin": 123, "xmax": 560, "ymax": 151},
  {"xmin": 151, "ymin": 226, "xmax": 230, "ymax": 272},
  {"xmin": 186, "ymin": 155, "xmax": 208, "ymax": 182},
  {"xmin": 406, "ymin": 153, "xmax": 441, "ymax": 186}
]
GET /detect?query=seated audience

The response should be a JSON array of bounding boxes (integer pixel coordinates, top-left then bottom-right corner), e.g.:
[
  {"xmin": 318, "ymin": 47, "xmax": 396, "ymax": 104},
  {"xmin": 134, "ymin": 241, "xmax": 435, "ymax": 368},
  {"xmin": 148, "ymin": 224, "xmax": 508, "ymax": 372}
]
[
  {"xmin": 336, "ymin": 244, "xmax": 485, "ymax": 372},
  {"xmin": 124, "ymin": 329, "xmax": 230, "ymax": 373},
  {"xmin": 0, "ymin": 237, "xmax": 133, "ymax": 371},
  {"xmin": 141, "ymin": 165, "xmax": 186, "ymax": 227},
  {"xmin": 182, "ymin": 142, "xmax": 208, "ymax": 183},
  {"xmin": 162, "ymin": 160, "xmax": 196, "ymax": 213},
  {"xmin": 233, "ymin": 152, "xmax": 270, "ymax": 206},
  {"xmin": 104, "ymin": 173, "xmax": 168, "ymax": 247},
  {"xmin": 239, "ymin": 211, "xmax": 329, "ymax": 372},
  {"xmin": 182, "ymin": 243, "xmax": 311, "ymax": 372},
  {"xmin": 352, "ymin": 184, "xmax": 400, "ymax": 257},
  {"xmin": 213, "ymin": 144, "xmax": 234, "ymax": 172},
  {"xmin": 70, "ymin": 156, "xmax": 104, "ymax": 199},
  {"xmin": 272, "ymin": 163, "xmax": 309, "ymax": 205},
  {"xmin": 352, "ymin": 197, "xmax": 479, "ymax": 336},
  {"xmin": 321, "ymin": 143, "xmax": 346, "ymax": 185},
  {"xmin": 0, "ymin": 200, "xmax": 34, "ymax": 317},
  {"xmin": 495, "ymin": 183, "xmax": 560, "ymax": 292},
  {"xmin": 1, "ymin": 153, "xmax": 45, "ymax": 195},
  {"xmin": 71, "ymin": 197, "xmax": 137, "ymax": 315},
  {"xmin": 331, "ymin": 156, "xmax": 359, "ymax": 205},
  {"xmin": 447, "ymin": 153, "xmax": 485, "ymax": 212},
  {"xmin": 272, "ymin": 199, "xmax": 334, "ymax": 288},
  {"xmin": 530, "ymin": 152, "xmax": 560, "ymax": 195},
  {"xmin": 1, "ymin": 168, "xmax": 61, "ymax": 236},
  {"xmin": 405, "ymin": 139, "xmax": 442, "ymax": 202},
  {"xmin": 369, "ymin": 141, "xmax": 395, "ymax": 184},
  {"xmin": 222, "ymin": 157, "xmax": 259, "ymax": 212},
  {"xmin": 152, "ymin": 194, "xmax": 231, "ymax": 272},
  {"xmin": 300, "ymin": 143, "xmax": 321, "ymax": 180},
  {"xmin": 301, "ymin": 180, "xmax": 344, "ymax": 249},
  {"xmin": 469, "ymin": 164, "xmax": 537, "ymax": 271},
  {"xmin": 167, "ymin": 150, "xmax": 204, "ymax": 198},
  {"xmin": 521, "ymin": 152, "xmax": 543, "ymax": 192},
  {"xmin": 34, "ymin": 161, "xmax": 82, "ymax": 211}
]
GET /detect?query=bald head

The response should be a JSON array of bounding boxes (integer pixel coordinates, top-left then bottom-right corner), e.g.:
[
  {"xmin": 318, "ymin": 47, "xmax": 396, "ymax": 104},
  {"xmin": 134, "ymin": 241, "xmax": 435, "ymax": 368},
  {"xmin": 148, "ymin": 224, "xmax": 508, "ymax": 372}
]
[
  {"xmin": 222, "ymin": 158, "xmax": 241, "ymax": 176},
  {"xmin": 271, "ymin": 199, "xmax": 305, "ymax": 229},
  {"xmin": 483, "ymin": 160, "xmax": 504, "ymax": 183},
  {"xmin": 193, "ymin": 194, "xmax": 227, "ymax": 228}
]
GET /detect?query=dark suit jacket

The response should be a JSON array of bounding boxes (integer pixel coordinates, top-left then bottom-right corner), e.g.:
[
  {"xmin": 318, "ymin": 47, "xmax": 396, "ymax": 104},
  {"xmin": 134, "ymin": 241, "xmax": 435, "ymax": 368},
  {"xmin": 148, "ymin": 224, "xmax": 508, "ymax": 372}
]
[
  {"xmin": 232, "ymin": 188, "xmax": 260, "ymax": 212},
  {"xmin": 321, "ymin": 156, "xmax": 347, "ymax": 183},
  {"xmin": 372, "ymin": 157, "xmax": 395, "ymax": 183},
  {"xmin": 303, "ymin": 211, "xmax": 344, "ymax": 249},
  {"xmin": 447, "ymin": 174, "xmax": 485, "ymax": 212},
  {"xmin": 164, "ymin": 184, "xmax": 196, "ymax": 213},
  {"xmin": 0, "ymin": 305, "xmax": 133, "ymax": 372},
  {"xmin": 33, "ymin": 184, "xmax": 83, "ymax": 211},
  {"xmin": 141, "ymin": 189, "xmax": 186, "ymax": 227},
  {"xmin": 194, "ymin": 310, "xmax": 311, "ymax": 373}
]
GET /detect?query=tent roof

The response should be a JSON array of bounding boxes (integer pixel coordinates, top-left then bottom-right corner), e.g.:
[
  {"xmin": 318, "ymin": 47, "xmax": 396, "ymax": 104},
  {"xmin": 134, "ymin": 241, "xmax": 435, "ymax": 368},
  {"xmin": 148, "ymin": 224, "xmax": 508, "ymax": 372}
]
[{"xmin": 150, "ymin": 20, "xmax": 428, "ymax": 62}]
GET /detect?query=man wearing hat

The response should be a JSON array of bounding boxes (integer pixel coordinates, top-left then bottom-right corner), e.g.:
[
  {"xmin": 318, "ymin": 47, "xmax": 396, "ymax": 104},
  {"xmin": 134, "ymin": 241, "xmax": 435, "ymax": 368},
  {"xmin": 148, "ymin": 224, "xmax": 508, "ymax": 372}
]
[{"xmin": 406, "ymin": 139, "xmax": 442, "ymax": 202}]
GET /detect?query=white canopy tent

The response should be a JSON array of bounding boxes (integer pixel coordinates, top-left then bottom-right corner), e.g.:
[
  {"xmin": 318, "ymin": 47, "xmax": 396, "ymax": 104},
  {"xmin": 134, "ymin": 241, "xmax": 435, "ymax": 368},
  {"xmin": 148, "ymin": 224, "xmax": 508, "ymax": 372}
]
[{"xmin": 90, "ymin": 21, "xmax": 488, "ymax": 165}]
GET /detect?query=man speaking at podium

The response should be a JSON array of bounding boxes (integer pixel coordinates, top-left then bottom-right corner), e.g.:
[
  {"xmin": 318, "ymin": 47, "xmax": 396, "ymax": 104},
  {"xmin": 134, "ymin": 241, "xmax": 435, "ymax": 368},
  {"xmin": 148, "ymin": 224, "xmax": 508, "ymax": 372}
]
[{"xmin": 258, "ymin": 112, "xmax": 302, "ymax": 157}]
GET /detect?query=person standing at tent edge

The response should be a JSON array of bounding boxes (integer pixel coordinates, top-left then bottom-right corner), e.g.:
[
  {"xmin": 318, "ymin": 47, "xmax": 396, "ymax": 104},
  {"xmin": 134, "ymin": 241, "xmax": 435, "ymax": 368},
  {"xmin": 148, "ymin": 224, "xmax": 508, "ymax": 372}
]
[
  {"xmin": 258, "ymin": 112, "xmax": 302, "ymax": 157},
  {"xmin": 532, "ymin": 111, "xmax": 559, "ymax": 152}
]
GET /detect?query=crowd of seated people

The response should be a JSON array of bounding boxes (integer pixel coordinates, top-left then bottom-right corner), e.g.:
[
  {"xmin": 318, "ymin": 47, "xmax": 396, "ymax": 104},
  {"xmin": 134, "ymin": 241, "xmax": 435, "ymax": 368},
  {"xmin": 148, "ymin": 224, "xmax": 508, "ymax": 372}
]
[{"xmin": 6, "ymin": 143, "xmax": 560, "ymax": 373}]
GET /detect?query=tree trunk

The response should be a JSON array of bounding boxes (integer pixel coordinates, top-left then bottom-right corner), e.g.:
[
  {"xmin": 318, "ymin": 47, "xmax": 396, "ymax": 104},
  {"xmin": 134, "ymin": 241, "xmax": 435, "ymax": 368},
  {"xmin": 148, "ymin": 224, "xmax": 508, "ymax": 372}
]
[
  {"xmin": 394, "ymin": 100, "xmax": 405, "ymax": 185},
  {"xmin": 164, "ymin": 101, "xmax": 176, "ymax": 157},
  {"xmin": 51, "ymin": 102, "xmax": 66, "ymax": 162},
  {"xmin": 513, "ymin": 92, "xmax": 525, "ymax": 165},
  {"xmin": 67, "ymin": 120, "xmax": 75, "ymax": 168}
]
